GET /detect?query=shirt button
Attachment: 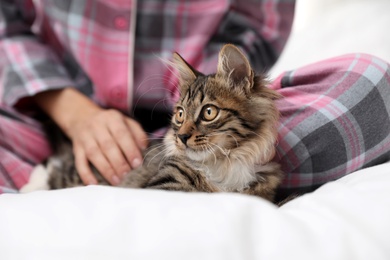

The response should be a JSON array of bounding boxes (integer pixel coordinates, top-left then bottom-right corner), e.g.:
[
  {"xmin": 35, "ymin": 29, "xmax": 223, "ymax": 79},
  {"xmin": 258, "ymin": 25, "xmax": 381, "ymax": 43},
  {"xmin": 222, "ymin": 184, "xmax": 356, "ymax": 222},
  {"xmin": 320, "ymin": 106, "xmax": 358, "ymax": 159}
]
[{"xmin": 114, "ymin": 16, "xmax": 128, "ymax": 29}]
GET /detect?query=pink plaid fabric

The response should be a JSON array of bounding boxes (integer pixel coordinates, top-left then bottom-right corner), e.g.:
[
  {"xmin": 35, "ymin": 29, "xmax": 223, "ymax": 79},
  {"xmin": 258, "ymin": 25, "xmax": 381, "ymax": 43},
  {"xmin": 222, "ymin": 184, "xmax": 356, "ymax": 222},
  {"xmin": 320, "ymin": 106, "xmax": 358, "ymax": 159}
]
[
  {"xmin": 1, "ymin": 0, "xmax": 294, "ymax": 110},
  {"xmin": 272, "ymin": 54, "xmax": 390, "ymax": 198},
  {"xmin": 1, "ymin": 0, "xmax": 390, "ymax": 196},
  {"xmin": 0, "ymin": 105, "xmax": 52, "ymax": 192}
]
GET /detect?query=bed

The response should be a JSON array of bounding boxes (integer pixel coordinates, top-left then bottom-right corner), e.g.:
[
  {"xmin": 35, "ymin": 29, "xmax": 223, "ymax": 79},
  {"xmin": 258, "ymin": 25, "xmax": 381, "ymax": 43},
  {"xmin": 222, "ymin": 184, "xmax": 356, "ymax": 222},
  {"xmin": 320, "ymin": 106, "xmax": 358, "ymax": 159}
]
[{"xmin": 1, "ymin": 161, "xmax": 390, "ymax": 259}]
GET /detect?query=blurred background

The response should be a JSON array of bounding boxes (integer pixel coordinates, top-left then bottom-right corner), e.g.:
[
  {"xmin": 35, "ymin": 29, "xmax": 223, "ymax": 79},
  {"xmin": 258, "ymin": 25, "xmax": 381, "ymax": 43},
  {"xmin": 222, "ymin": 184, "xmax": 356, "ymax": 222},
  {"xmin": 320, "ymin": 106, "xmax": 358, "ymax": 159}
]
[{"xmin": 270, "ymin": 0, "xmax": 390, "ymax": 77}]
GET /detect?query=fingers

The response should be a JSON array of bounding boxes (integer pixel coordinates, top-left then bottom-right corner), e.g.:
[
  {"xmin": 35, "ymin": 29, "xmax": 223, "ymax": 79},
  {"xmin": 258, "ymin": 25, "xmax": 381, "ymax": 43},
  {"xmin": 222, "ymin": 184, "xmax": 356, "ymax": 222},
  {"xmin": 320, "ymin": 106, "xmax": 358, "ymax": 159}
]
[
  {"xmin": 108, "ymin": 125, "xmax": 142, "ymax": 174},
  {"xmin": 76, "ymin": 134, "xmax": 120, "ymax": 186},
  {"xmin": 118, "ymin": 117, "xmax": 148, "ymax": 169},
  {"xmin": 94, "ymin": 122, "xmax": 132, "ymax": 179},
  {"xmin": 124, "ymin": 118, "xmax": 149, "ymax": 150},
  {"xmin": 71, "ymin": 109, "xmax": 149, "ymax": 186},
  {"xmin": 74, "ymin": 145, "xmax": 97, "ymax": 185}
]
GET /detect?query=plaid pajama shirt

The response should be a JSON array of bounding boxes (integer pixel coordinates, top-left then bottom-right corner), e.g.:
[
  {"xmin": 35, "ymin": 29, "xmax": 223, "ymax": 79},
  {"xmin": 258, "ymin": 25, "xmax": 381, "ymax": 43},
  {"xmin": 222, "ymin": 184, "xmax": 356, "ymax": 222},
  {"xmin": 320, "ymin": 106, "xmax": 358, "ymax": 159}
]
[{"xmin": 0, "ymin": 0, "xmax": 389, "ymax": 195}]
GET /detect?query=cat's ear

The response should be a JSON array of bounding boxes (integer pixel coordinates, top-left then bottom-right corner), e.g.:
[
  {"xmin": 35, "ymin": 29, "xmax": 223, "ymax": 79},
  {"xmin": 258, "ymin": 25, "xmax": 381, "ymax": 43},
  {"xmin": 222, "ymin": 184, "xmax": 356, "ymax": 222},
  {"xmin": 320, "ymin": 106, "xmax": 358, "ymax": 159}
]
[
  {"xmin": 173, "ymin": 53, "xmax": 200, "ymax": 91},
  {"xmin": 216, "ymin": 44, "xmax": 254, "ymax": 91}
]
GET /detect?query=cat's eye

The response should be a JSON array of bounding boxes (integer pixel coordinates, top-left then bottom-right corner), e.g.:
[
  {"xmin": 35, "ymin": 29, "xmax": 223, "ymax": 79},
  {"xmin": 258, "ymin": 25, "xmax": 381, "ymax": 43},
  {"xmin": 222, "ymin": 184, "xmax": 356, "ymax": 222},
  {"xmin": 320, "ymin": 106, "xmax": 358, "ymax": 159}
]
[
  {"xmin": 202, "ymin": 105, "xmax": 219, "ymax": 121},
  {"xmin": 175, "ymin": 108, "xmax": 185, "ymax": 124}
]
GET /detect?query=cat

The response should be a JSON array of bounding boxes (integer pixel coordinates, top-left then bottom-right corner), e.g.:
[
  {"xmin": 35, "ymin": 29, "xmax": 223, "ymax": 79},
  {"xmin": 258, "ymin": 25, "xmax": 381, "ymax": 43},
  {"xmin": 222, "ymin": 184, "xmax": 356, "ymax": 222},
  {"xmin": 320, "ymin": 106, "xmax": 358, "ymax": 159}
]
[{"xmin": 21, "ymin": 44, "xmax": 284, "ymax": 202}]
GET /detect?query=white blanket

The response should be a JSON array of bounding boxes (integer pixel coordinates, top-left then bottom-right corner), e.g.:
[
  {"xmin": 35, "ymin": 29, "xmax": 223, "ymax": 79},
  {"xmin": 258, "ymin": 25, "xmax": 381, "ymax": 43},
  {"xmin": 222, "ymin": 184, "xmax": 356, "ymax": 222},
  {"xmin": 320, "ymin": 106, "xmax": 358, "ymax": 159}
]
[{"xmin": 1, "ymin": 162, "xmax": 390, "ymax": 260}]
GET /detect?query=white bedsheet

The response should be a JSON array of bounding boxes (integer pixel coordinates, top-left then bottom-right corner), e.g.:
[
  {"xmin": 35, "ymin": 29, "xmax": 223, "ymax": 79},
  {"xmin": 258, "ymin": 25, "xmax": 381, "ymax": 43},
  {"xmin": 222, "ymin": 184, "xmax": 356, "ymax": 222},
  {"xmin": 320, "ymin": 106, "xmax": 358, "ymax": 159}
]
[{"xmin": 1, "ymin": 162, "xmax": 390, "ymax": 260}]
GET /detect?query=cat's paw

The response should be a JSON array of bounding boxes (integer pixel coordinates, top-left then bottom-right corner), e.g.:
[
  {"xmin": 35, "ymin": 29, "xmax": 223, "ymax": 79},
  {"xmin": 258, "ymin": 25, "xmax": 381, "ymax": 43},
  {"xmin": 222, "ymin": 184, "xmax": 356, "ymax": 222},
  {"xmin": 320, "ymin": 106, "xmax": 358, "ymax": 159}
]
[{"xmin": 19, "ymin": 164, "xmax": 50, "ymax": 193}]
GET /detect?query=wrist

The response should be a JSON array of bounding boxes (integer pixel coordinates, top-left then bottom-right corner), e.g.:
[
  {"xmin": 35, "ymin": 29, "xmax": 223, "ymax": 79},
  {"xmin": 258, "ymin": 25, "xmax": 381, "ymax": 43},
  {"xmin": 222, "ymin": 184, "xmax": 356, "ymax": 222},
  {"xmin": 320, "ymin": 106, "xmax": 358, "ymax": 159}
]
[{"xmin": 34, "ymin": 88, "xmax": 101, "ymax": 137}]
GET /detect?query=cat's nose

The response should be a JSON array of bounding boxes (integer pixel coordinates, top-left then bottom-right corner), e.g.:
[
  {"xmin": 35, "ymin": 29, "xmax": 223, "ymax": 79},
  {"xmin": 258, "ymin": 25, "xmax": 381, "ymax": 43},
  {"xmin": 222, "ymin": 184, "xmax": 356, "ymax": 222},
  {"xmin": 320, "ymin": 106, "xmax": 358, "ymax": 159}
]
[{"xmin": 178, "ymin": 133, "xmax": 191, "ymax": 145}]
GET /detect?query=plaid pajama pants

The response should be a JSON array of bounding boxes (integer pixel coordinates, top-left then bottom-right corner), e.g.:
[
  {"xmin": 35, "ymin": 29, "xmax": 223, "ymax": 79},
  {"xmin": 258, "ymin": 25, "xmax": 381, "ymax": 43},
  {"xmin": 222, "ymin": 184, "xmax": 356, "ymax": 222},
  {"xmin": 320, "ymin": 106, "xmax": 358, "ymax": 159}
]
[{"xmin": 1, "ymin": 53, "xmax": 390, "ymax": 194}]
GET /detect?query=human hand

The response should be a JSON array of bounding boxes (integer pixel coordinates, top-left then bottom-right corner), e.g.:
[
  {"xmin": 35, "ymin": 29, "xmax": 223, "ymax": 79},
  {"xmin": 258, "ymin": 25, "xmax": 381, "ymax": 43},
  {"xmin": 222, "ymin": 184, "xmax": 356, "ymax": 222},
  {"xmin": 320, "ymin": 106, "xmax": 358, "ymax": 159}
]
[
  {"xmin": 67, "ymin": 108, "xmax": 148, "ymax": 185},
  {"xmin": 34, "ymin": 88, "xmax": 148, "ymax": 186}
]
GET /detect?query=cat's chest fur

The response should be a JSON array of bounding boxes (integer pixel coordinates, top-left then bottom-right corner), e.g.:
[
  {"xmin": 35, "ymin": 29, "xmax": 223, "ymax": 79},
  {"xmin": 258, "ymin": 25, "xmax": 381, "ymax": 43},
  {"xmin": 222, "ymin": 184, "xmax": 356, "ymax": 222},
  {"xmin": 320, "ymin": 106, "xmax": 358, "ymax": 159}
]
[
  {"xmin": 204, "ymin": 162, "xmax": 256, "ymax": 191},
  {"xmin": 189, "ymin": 151, "xmax": 269, "ymax": 192}
]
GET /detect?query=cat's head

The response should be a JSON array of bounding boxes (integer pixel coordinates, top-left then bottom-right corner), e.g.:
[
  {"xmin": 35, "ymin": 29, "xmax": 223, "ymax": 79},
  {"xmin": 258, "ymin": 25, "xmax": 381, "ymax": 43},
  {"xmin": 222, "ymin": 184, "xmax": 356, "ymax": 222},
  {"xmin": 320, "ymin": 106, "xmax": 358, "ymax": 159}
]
[{"xmin": 165, "ymin": 44, "xmax": 280, "ymax": 165}]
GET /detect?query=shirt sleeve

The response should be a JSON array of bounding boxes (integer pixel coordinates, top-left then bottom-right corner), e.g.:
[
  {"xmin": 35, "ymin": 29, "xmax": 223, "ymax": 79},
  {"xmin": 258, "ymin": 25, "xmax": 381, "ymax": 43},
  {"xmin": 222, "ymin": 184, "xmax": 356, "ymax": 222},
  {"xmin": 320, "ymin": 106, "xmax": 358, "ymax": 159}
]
[
  {"xmin": 0, "ymin": 0, "xmax": 75, "ymax": 108},
  {"xmin": 206, "ymin": 0, "xmax": 296, "ymax": 73}
]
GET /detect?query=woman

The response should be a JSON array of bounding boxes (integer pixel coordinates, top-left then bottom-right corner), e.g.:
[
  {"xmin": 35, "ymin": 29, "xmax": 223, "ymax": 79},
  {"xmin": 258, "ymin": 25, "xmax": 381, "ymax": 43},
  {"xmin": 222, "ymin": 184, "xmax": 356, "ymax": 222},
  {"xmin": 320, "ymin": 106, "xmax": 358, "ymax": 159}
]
[{"xmin": 1, "ymin": 0, "xmax": 389, "ymax": 198}]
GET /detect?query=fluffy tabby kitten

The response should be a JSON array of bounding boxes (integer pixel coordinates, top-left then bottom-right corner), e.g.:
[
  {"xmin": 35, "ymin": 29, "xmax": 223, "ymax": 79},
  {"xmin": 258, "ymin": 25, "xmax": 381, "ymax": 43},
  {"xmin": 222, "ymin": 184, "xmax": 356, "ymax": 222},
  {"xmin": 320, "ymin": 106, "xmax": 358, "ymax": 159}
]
[{"xmin": 21, "ymin": 44, "xmax": 283, "ymax": 202}]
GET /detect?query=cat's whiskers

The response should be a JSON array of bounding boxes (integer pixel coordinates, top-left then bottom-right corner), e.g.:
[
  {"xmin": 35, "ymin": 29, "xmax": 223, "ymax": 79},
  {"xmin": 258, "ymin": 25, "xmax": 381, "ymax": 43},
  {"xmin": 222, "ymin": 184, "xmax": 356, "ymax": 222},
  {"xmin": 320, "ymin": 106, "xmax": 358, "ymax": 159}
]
[
  {"xmin": 157, "ymin": 149, "xmax": 171, "ymax": 170},
  {"xmin": 145, "ymin": 136, "xmax": 165, "ymax": 141},
  {"xmin": 133, "ymin": 74, "xmax": 176, "ymax": 95},
  {"xmin": 153, "ymin": 147, "xmax": 172, "ymax": 169},
  {"xmin": 156, "ymin": 56, "xmax": 185, "ymax": 98},
  {"xmin": 142, "ymin": 143, "xmax": 165, "ymax": 157},
  {"xmin": 143, "ymin": 144, "xmax": 168, "ymax": 167},
  {"xmin": 199, "ymin": 144, "xmax": 208, "ymax": 165},
  {"xmin": 132, "ymin": 86, "xmax": 174, "ymax": 115},
  {"xmin": 207, "ymin": 132, "xmax": 240, "ymax": 149},
  {"xmin": 150, "ymin": 97, "xmax": 174, "ymax": 117},
  {"xmin": 209, "ymin": 142, "xmax": 232, "ymax": 168},
  {"xmin": 247, "ymin": 130, "xmax": 266, "ymax": 139},
  {"xmin": 218, "ymin": 132, "xmax": 240, "ymax": 148},
  {"xmin": 198, "ymin": 133, "xmax": 232, "ymax": 160},
  {"xmin": 232, "ymin": 154, "xmax": 246, "ymax": 170},
  {"xmin": 226, "ymin": 134, "xmax": 239, "ymax": 148},
  {"xmin": 158, "ymin": 56, "xmax": 181, "ymax": 82},
  {"xmin": 132, "ymin": 72, "xmax": 177, "ymax": 113},
  {"xmin": 206, "ymin": 143, "xmax": 218, "ymax": 165},
  {"xmin": 134, "ymin": 74, "xmax": 177, "ymax": 94}
]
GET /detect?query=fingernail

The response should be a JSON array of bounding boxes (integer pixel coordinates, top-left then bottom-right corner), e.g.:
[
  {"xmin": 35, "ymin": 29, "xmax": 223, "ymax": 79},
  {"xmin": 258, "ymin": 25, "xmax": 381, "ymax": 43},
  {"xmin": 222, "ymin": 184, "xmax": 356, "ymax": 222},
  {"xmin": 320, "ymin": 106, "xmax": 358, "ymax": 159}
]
[
  {"xmin": 132, "ymin": 158, "xmax": 142, "ymax": 169},
  {"xmin": 121, "ymin": 171, "xmax": 129, "ymax": 178},
  {"xmin": 112, "ymin": 175, "xmax": 121, "ymax": 185},
  {"xmin": 140, "ymin": 144, "xmax": 147, "ymax": 151}
]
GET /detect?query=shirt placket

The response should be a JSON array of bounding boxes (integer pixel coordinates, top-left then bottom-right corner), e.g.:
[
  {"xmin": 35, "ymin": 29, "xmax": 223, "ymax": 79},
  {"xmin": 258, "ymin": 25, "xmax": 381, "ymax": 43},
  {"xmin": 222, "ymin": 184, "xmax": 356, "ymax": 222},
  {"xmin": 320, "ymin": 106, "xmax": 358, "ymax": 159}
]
[{"xmin": 127, "ymin": 0, "xmax": 137, "ymax": 113}]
